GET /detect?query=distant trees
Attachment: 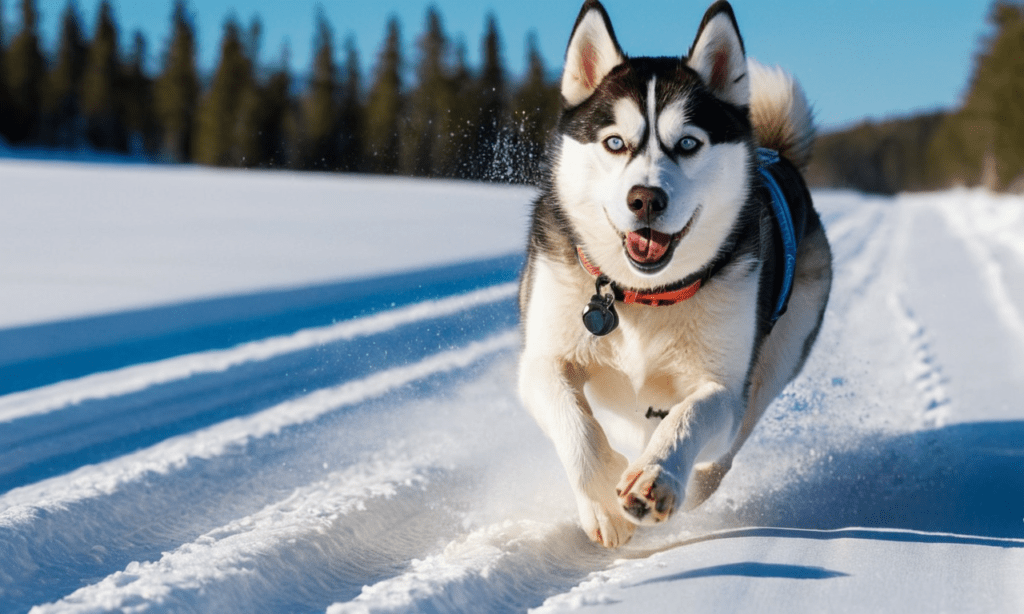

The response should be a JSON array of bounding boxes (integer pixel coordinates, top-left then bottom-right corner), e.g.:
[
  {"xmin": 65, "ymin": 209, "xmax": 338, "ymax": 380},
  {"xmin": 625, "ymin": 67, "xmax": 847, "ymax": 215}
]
[
  {"xmin": 511, "ymin": 33, "xmax": 561, "ymax": 184},
  {"xmin": 401, "ymin": 7, "xmax": 454, "ymax": 177},
  {"xmin": 928, "ymin": 1, "xmax": 1024, "ymax": 191},
  {"xmin": 467, "ymin": 14, "xmax": 508, "ymax": 181},
  {"xmin": 805, "ymin": 112, "xmax": 947, "ymax": 195},
  {"xmin": 122, "ymin": 33, "xmax": 156, "ymax": 154},
  {"xmin": 80, "ymin": 1, "xmax": 123, "ymax": 151},
  {"xmin": 192, "ymin": 17, "xmax": 250, "ymax": 165},
  {"xmin": 43, "ymin": 1, "xmax": 87, "ymax": 146},
  {"xmin": 153, "ymin": 0, "xmax": 199, "ymax": 162},
  {"xmin": 4, "ymin": 1, "xmax": 1023, "ymax": 192},
  {"xmin": 807, "ymin": 1, "xmax": 1024, "ymax": 194},
  {"xmin": 336, "ymin": 36, "xmax": 363, "ymax": 172},
  {"xmin": 0, "ymin": 0, "xmax": 7, "ymax": 139},
  {"xmin": 4, "ymin": 0, "xmax": 46, "ymax": 143},
  {"xmin": 363, "ymin": 17, "xmax": 404, "ymax": 175},
  {"xmin": 0, "ymin": 1, "xmax": 561, "ymax": 182},
  {"xmin": 299, "ymin": 12, "xmax": 339, "ymax": 170}
]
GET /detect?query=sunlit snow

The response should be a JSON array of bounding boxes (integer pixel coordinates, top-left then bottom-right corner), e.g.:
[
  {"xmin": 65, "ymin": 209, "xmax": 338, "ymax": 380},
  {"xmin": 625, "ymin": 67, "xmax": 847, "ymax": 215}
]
[{"xmin": 0, "ymin": 159, "xmax": 1021, "ymax": 613}]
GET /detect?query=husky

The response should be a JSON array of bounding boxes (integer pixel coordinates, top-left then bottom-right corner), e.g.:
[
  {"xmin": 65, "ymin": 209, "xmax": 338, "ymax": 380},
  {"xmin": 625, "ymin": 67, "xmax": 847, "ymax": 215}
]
[{"xmin": 517, "ymin": 0, "xmax": 832, "ymax": 547}]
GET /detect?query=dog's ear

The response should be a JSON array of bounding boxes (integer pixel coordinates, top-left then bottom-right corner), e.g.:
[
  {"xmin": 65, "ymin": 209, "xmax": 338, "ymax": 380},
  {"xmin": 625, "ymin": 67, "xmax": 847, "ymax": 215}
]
[
  {"xmin": 687, "ymin": 1, "xmax": 749, "ymax": 106},
  {"xmin": 561, "ymin": 0, "xmax": 625, "ymax": 107}
]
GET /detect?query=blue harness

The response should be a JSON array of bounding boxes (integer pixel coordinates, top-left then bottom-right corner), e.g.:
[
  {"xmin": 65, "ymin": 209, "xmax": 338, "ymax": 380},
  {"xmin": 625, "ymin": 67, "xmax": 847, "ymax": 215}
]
[{"xmin": 756, "ymin": 147, "xmax": 799, "ymax": 324}]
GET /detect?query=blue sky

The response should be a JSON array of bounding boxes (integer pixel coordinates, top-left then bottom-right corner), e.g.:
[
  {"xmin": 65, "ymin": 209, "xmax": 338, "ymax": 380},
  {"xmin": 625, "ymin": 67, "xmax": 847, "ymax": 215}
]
[{"xmin": 22, "ymin": 0, "xmax": 993, "ymax": 129}]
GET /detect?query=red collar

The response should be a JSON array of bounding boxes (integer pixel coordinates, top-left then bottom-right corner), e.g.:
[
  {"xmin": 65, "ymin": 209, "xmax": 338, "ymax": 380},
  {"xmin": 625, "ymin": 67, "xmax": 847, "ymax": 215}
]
[{"xmin": 576, "ymin": 246, "xmax": 702, "ymax": 307}]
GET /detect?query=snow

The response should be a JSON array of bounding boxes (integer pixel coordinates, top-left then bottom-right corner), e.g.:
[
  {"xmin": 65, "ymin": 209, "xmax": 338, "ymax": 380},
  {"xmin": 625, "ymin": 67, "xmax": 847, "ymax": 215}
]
[
  {"xmin": 0, "ymin": 283, "xmax": 517, "ymax": 423},
  {"xmin": 0, "ymin": 158, "xmax": 1022, "ymax": 613},
  {"xmin": 0, "ymin": 159, "xmax": 534, "ymax": 329},
  {"xmin": 534, "ymin": 529, "xmax": 1022, "ymax": 614}
]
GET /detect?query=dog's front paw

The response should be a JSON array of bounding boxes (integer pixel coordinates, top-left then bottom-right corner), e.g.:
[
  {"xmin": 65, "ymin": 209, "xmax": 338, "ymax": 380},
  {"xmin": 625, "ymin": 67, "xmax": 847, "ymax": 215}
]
[
  {"xmin": 616, "ymin": 464, "xmax": 681, "ymax": 525},
  {"xmin": 578, "ymin": 497, "xmax": 636, "ymax": 548}
]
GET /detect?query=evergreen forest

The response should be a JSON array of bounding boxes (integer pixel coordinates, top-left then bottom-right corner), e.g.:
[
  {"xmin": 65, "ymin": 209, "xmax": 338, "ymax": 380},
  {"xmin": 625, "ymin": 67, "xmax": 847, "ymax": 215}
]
[
  {"xmin": 807, "ymin": 1, "xmax": 1024, "ymax": 194},
  {"xmin": 0, "ymin": 0, "xmax": 561, "ymax": 183},
  {"xmin": 1, "ymin": 0, "xmax": 1022, "ymax": 193}
]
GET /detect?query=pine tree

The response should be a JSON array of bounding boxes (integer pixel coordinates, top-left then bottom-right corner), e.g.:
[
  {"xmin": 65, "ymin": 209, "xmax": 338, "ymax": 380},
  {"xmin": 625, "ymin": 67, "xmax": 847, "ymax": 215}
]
[
  {"xmin": 446, "ymin": 40, "xmax": 477, "ymax": 178},
  {"xmin": 511, "ymin": 32, "xmax": 560, "ymax": 184},
  {"xmin": 81, "ymin": 0, "xmax": 126, "ymax": 151},
  {"xmin": 337, "ymin": 35, "xmax": 364, "ymax": 172},
  {"xmin": 928, "ymin": 2, "xmax": 1024, "ymax": 190},
  {"xmin": 363, "ymin": 17, "xmax": 403, "ymax": 174},
  {"xmin": 4, "ymin": 0, "xmax": 46, "ymax": 143},
  {"xmin": 231, "ymin": 16, "xmax": 270, "ymax": 167},
  {"xmin": 44, "ymin": 1, "xmax": 88, "ymax": 147},
  {"xmin": 468, "ymin": 14, "xmax": 508, "ymax": 180},
  {"xmin": 978, "ymin": 3, "xmax": 1024, "ymax": 189},
  {"xmin": 193, "ymin": 17, "xmax": 253, "ymax": 166},
  {"xmin": 401, "ymin": 7, "xmax": 455, "ymax": 177},
  {"xmin": 256, "ymin": 48, "xmax": 293, "ymax": 168},
  {"xmin": 154, "ymin": 0, "xmax": 199, "ymax": 162},
  {"xmin": 301, "ymin": 12, "xmax": 339, "ymax": 170},
  {"xmin": 0, "ymin": 0, "xmax": 7, "ymax": 140},
  {"xmin": 123, "ymin": 31, "xmax": 158, "ymax": 155},
  {"xmin": 243, "ymin": 16, "xmax": 262, "ymax": 62}
]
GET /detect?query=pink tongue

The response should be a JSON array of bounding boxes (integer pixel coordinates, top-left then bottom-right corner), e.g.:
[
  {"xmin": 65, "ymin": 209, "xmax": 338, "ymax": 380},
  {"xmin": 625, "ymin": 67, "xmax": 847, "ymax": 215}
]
[{"xmin": 626, "ymin": 229, "xmax": 672, "ymax": 264}]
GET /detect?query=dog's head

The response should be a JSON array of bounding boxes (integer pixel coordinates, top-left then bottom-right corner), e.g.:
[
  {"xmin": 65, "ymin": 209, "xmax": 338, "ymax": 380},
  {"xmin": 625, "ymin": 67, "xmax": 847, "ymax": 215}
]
[{"xmin": 554, "ymin": 0, "xmax": 754, "ymax": 289}]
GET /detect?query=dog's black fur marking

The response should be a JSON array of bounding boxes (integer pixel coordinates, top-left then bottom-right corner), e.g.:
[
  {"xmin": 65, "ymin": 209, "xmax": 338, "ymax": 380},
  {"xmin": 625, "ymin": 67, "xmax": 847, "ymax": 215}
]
[{"xmin": 558, "ymin": 58, "xmax": 751, "ymax": 153}]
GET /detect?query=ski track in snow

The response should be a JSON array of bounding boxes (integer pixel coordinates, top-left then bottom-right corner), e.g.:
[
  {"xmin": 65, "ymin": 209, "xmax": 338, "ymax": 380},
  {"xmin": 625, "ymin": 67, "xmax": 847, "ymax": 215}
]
[
  {"xmin": 931, "ymin": 192, "xmax": 1024, "ymax": 343},
  {"xmin": 0, "ymin": 284, "xmax": 518, "ymax": 424},
  {"xmin": 2, "ymin": 186, "xmax": 1024, "ymax": 613}
]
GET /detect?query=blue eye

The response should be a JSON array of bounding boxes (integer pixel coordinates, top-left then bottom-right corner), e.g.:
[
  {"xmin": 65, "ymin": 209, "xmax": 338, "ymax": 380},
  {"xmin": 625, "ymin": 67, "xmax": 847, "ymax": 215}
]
[
  {"xmin": 678, "ymin": 136, "xmax": 701, "ymax": 154},
  {"xmin": 603, "ymin": 136, "xmax": 627, "ymax": 153}
]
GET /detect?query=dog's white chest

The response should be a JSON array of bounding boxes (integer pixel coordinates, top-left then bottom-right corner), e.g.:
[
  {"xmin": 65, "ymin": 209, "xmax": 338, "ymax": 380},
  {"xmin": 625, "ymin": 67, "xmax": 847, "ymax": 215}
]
[
  {"xmin": 590, "ymin": 306, "xmax": 694, "ymax": 399},
  {"xmin": 589, "ymin": 272, "xmax": 761, "ymax": 400},
  {"xmin": 611, "ymin": 317, "xmax": 661, "ymax": 391}
]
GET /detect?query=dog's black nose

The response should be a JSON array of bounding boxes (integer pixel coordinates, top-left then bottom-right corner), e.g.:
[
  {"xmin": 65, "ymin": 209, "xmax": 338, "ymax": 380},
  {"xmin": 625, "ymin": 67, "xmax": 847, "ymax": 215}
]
[{"xmin": 627, "ymin": 185, "xmax": 668, "ymax": 221}]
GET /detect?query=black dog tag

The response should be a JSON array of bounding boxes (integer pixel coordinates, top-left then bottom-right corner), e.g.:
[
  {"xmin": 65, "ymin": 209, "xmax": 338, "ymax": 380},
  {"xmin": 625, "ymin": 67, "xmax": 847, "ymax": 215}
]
[{"xmin": 582, "ymin": 275, "xmax": 618, "ymax": 336}]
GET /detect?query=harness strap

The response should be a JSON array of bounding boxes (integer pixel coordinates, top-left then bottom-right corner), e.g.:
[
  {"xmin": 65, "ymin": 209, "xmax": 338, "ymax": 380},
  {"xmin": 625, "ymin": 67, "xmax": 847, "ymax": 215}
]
[{"xmin": 756, "ymin": 147, "xmax": 799, "ymax": 323}]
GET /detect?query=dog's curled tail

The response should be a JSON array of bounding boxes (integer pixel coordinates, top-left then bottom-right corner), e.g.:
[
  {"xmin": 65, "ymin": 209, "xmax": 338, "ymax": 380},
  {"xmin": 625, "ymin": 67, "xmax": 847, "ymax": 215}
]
[{"xmin": 748, "ymin": 58, "xmax": 815, "ymax": 171}]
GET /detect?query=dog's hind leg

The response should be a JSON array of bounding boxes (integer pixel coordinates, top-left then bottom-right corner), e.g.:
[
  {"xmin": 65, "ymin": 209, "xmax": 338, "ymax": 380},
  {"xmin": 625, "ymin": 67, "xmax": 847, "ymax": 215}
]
[
  {"xmin": 686, "ymin": 461, "xmax": 732, "ymax": 510},
  {"xmin": 684, "ymin": 222, "xmax": 833, "ymax": 512}
]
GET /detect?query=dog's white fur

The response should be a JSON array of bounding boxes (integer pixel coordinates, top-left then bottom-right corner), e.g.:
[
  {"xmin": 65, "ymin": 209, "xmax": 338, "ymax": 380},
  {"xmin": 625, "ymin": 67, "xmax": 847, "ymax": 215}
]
[{"xmin": 518, "ymin": 1, "xmax": 831, "ymax": 548}]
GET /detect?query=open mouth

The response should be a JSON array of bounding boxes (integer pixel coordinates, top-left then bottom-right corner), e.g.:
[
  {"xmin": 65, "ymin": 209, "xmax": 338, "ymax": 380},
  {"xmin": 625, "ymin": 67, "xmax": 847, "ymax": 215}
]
[{"xmin": 623, "ymin": 208, "xmax": 700, "ymax": 273}]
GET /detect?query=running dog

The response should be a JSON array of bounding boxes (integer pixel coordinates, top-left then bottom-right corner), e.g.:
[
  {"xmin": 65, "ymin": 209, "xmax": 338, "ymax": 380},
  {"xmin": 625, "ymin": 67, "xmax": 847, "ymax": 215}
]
[{"xmin": 517, "ymin": 0, "xmax": 832, "ymax": 547}]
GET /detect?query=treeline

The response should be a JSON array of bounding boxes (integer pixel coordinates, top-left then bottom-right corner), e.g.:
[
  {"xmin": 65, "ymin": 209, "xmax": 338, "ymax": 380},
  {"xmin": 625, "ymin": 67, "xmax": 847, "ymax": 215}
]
[
  {"xmin": 807, "ymin": 1, "xmax": 1024, "ymax": 194},
  {"xmin": 0, "ymin": 0, "xmax": 561, "ymax": 182},
  {"xmin": 805, "ymin": 112, "xmax": 948, "ymax": 195}
]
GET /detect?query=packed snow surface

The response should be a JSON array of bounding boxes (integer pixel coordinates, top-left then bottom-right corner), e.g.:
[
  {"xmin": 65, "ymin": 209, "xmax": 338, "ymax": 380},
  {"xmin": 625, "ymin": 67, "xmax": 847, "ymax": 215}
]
[{"xmin": 0, "ymin": 159, "xmax": 1021, "ymax": 613}]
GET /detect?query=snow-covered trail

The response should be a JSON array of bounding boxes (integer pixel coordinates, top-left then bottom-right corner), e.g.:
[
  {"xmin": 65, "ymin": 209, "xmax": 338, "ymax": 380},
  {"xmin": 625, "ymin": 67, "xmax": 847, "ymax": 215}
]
[
  {"xmin": 533, "ymin": 189, "xmax": 1024, "ymax": 612},
  {"xmin": 1, "ymin": 181, "xmax": 1022, "ymax": 613}
]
